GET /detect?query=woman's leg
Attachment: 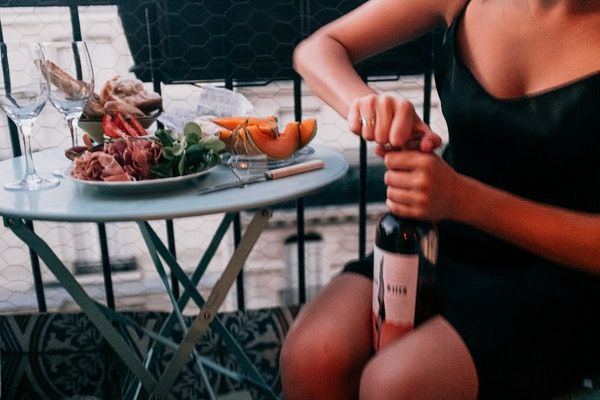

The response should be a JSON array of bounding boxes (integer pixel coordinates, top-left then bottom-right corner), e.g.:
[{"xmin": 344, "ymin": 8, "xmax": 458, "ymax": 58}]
[
  {"xmin": 280, "ymin": 273, "xmax": 373, "ymax": 400},
  {"xmin": 359, "ymin": 316, "xmax": 478, "ymax": 400}
]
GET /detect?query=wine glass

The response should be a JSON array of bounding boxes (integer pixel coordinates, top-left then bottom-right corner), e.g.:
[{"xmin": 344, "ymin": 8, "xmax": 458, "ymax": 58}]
[
  {"xmin": 0, "ymin": 42, "xmax": 59, "ymax": 191},
  {"xmin": 40, "ymin": 41, "xmax": 94, "ymax": 176}
]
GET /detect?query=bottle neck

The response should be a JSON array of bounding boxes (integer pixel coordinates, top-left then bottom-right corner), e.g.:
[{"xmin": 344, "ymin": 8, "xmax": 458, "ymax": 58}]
[
  {"xmin": 376, "ymin": 212, "xmax": 437, "ymax": 255},
  {"xmin": 386, "ymin": 211, "xmax": 434, "ymax": 225}
]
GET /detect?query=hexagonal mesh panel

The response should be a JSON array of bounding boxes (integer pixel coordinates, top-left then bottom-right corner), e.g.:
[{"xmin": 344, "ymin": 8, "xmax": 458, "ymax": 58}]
[
  {"xmin": 0, "ymin": 2, "xmax": 446, "ymax": 316},
  {"xmin": 119, "ymin": 0, "xmax": 435, "ymax": 84}
]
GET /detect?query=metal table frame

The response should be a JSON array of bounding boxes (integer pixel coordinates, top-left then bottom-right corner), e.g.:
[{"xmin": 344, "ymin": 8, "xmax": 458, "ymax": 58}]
[
  {"xmin": 0, "ymin": 145, "xmax": 348, "ymax": 399},
  {"xmin": 4, "ymin": 209, "xmax": 276, "ymax": 399}
]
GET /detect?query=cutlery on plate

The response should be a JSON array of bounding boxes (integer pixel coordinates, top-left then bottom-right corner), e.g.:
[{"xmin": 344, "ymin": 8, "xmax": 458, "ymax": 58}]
[{"xmin": 197, "ymin": 159, "xmax": 325, "ymax": 195}]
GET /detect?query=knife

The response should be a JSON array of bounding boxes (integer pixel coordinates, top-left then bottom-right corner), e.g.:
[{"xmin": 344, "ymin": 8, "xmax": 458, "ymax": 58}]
[{"xmin": 197, "ymin": 159, "xmax": 325, "ymax": 195}]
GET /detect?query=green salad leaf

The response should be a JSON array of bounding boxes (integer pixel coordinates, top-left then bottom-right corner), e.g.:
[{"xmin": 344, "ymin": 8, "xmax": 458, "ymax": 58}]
[
  {"xmin": 184, "ymin": 122, "xmax": 202, "ymax": 144},
  {"xmin": 151, "ymin": 122, "xmax": 225, "ymax": 178}
]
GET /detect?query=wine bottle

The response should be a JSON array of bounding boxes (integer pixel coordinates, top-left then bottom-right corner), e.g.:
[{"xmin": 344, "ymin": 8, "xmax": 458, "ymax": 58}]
[{"xmin": 372, "ymin": 212, "xmax": 437, "ymax": 351}]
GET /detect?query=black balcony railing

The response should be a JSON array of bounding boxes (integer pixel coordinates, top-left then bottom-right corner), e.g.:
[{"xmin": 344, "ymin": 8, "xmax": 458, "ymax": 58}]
[
  {"xmin": 3, "ymin": 5, "xmax": 600, "ymax": 400},
  {"xmin": 117, "ymin": 0, "xmax": 434, "ymax": 85},
  {"xmin": 0, "ymin": 0, "xmax": 439, "ymax": 313}
]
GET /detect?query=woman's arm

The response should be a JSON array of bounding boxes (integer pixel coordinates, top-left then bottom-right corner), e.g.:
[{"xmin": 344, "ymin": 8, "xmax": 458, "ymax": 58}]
[
  {"xmin": 297, "ymin": 0, "xmax": 600, "ymax": 275},
  {"xmin": 456, "ymin": 175, "xmax": 600, "ymax": 274},
  {"xmin": 293, "ymin": 0, "xmax": 467, "ymax": 118},
  {"xmin": 381, "ymin": 150, "xmax": 600, "ymax": 274}
]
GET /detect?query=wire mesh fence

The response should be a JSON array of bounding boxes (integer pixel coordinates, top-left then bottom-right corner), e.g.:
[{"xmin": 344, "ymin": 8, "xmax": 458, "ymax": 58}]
[{"xmin": 0, "ymin": 4, "xmax": 447, "ymax": 315}]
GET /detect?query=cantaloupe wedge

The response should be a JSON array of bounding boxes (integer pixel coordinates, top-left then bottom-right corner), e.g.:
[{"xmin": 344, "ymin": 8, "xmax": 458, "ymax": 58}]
[
  {"xmin": 235, "ymin": 127, "xmax": 262, "ymax": 156},
  {"xmin": 218, "ymin": 128, "xmax": 233, "ymax": 143},
  {"xmin": 298, "ymin": 118, "xmax": 317, "ymax": 148},
  {"xmin": 212, "ymin": 115, "xmax": 278, "ymax": 131},
  {"xmin": 246, "ymin": 123, "xmax": 300, "ymax": 159},
  {"xmin": 216, "ymin": 116, "xmax": 318, "ymax": 159}
]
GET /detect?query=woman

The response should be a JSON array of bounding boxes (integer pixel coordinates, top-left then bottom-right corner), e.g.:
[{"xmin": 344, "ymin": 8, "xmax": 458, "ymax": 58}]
[{"xmin": 279, "ymin": 0, "xmax": 600, "ymax": 399}]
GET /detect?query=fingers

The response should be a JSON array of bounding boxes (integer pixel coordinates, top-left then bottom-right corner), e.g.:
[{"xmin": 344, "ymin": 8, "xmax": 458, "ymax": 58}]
[
  {"xmin": 413, "ymin": 119, "xmax": 443, "ymax": 153},
  {"xmin": 386, "ymin": 199, "xmax": 421, "ymax": 220},
  {"xmin": 365, "ymin": 95, "xmax": 410, "ymax": 144},
  {"xmin": 374, "ymin": 96, "xmax": 394, "ymax": 144},
  {"xmin": 384, "ymin": 170, "xmax": 420, "ymax": 190},
  {"xmin": 374, "ymin": 144, "xmax": 388, "ymax": 158},
  {"xmin": 387, "ymin": 99, "xmax": 415, "ymax": 148},
  {"xmin": 386, "ymin": 186, "xmax": 427, "ymax": 209},
  {"xmin": 348, "ymin": 94, "xmax": 442, "ymax": 152},
  {"xmin": 383, "ymin": 152, "xmax": 432, "ymax": 219},
  {"xmin": 420, "ymin": 132, "xmax": 443, "ymax": 153},
  {"xmin": 384, "ymin": 150, "xmax": 429, "ymax": 171},
  {"xmin": 358, "ymin": 95, "xmax": 376, "ymax": 141},
  {"xmin": 347, "ymin": 98, "xmax": 363, "ymax": 135}
]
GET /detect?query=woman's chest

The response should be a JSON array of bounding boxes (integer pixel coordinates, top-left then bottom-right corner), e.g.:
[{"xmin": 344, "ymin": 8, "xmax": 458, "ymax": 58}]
[{"xmin": 456, "ymin": 2, "xmax": 600, "ymax": 100}]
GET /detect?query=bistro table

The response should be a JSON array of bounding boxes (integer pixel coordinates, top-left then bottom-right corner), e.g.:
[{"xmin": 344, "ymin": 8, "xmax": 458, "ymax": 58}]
[{"xmin": 0, "ymin": 145, "xmax": 348, "ymax": 399}]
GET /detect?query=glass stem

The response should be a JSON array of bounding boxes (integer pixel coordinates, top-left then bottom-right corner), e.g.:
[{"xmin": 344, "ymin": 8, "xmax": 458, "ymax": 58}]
[
  {"xmin": 67, "ymin": 116, "xmax": 79, "ymax": 147},
  {"xmin": 19, "ymin": 122, "xmax": 38, "ymax": 179}
]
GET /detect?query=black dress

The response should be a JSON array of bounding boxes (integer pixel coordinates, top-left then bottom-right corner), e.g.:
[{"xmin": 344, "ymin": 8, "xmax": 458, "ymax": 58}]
[{"xmin": 344, "ymin": 9, "xmax": 600, "ymax": 400}]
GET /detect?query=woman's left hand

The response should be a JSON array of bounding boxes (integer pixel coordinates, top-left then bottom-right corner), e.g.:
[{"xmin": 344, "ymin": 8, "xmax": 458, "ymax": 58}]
[{"xmin": 379, "ymin": 148, "xmax": 463, "ymax": 221}]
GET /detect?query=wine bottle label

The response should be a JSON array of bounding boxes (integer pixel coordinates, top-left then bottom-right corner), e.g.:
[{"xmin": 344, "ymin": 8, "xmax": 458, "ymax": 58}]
[{"xmin": 372, "ymin": 245, "xmax": 419, "ymax": 351}]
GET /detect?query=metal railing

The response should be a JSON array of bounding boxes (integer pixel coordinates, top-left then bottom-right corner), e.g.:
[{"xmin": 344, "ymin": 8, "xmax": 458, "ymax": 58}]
[{"xmin": 0, "ymin": 0, "xmax": 437, "ymax": 313}]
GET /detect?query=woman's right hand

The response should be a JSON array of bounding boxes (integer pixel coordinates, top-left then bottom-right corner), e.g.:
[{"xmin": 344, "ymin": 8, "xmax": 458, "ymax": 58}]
[{"xmin": 347, "ymin": 94, "xmax": 442, "ymax": 153}]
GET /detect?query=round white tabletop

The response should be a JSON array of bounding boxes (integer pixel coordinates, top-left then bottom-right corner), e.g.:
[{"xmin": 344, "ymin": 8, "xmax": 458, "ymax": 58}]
[{"xmin": 0, "ymin": 146, "xmax": 348, "ymax": 222}]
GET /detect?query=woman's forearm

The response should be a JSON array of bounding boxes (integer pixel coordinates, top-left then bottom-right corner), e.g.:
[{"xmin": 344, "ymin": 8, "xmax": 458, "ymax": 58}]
[
  {"xmin": 293, "ymin": 33, "xmax": 376, "ymax": 118},
  {"xmin": 454, "ymin": 174, "xmax": 600, "ymax": 274},
  {"xmin": 292, "ymin": 0, "xmax": 458, "ymax": 117}
]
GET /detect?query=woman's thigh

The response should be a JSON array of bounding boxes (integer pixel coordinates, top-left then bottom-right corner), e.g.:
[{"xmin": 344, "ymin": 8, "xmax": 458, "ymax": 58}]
[
  {"xmin": 281, "ymin": 271, "xmax": 374, "ymax": 399},
  {"xmin": 360, "ymin": 316, "xmax": 478, "ymax": 400},
  {"xmin": 286, "ymin": 272, "xmax": 374, "ymax": 365}
]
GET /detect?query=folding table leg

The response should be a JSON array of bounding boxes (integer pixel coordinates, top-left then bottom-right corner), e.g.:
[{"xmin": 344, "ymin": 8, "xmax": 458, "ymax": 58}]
[
  {"xmin": 138, "ymin": 221, "xmax": 218, "ymax": 400},
  {"xmin": 3, "ymin": 217, "xmax": 157, "ymax": 394},
  {"xmin": 153, "ymin": 208, "xmax": 273, "ymax": 399},
  {"xmin": 138, "ymin": 219, "xmax": 276, "ymax": 396},
  {"xmin": 124, "ymin": 213, "xmax": 236, "ymax": 400}
]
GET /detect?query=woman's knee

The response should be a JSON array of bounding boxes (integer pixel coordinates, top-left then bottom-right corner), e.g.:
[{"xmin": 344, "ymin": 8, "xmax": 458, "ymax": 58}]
[
  {"xmin": 359, "ymin": 355, "xmax": 418, "ymax": 400},
  {"xmin": 358, "ymin": 317, "xmax": 478, "ymax": 400},
  {"xmin": 281, "ymin": 274, "xmax": 373, "ymax": 376},
  {"xmin": 281, "ymin": 313, "xmax": 357, "ymax": 379}
]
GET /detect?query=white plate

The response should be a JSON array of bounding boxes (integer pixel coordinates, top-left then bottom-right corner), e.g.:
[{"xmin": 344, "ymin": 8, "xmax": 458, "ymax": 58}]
[{"xmin": 65, "ymin": 166, "xmax": 216, "ymax": 194}]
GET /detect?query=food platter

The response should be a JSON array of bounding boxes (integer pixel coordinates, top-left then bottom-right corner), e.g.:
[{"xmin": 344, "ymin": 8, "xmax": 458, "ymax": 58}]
[{"xmin": 64, "ymin": 165, "xmax": 216, "ymax": 194}]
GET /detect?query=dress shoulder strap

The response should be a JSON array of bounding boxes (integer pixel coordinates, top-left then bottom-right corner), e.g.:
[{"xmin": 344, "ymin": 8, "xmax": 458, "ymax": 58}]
[{"xmin": 445, "ymin": 0, "xmax": 470, "ymax": 40}]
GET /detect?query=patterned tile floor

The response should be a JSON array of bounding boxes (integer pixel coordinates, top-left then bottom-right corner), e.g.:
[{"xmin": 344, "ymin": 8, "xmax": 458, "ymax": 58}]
[
  {"xmin": 1, "ymin": 308, "xmax": 298, "ymax": 399},
  {"xmin": 1, "ymin": 351, "xmax": 255, "ymax": 399},
  {"xmin": 2, "ymin": 309, "xmax": 598, "ymax": 399}
]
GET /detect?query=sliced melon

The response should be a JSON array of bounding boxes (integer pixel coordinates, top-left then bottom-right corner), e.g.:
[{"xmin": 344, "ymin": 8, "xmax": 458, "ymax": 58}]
[
  {"xmin": 212, "ymin": 115, "xmax": 278, "ymax": 130},
  {"xmin": 298, "ymin": 118, "xmax": 317, "ymax": 148},
  {"xmin": 218, "ymin": 116, "xmax": 317, "ymax": 159},
  {"xmin": 218, "ymin": 128, "xmax": 233, "ymax": 143},
  {"xmin": 240, "ymin": 127, "xmax": 263, "ymax": 156},
  {"xmin": 246, "ymin": 122, "xmax": 300, "ymax": 159},
  {"xmin": 212, "ymin": 116, "xmax": 246, "ymax": 130}
]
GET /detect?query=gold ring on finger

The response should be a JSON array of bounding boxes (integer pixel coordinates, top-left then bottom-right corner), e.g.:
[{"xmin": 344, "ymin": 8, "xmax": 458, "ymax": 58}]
[{"xmin": 360, "ymin": 117, "xmax": 375, "ymax": 128}]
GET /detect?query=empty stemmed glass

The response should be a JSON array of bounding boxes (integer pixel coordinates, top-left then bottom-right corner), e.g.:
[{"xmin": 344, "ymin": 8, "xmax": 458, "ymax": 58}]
[
  {"xmin": 40, "ymin": 41, "xmax": 94, "ymax": 177},
  {"xmin": 0, "ymin": 42, "xmax": 59, "ymax": 191}
]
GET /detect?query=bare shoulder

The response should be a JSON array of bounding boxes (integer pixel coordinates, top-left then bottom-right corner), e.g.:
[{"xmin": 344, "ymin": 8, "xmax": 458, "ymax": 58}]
[{"xmin": 316, "ymin": 0, "xmax": 469, "ymax": 62}]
